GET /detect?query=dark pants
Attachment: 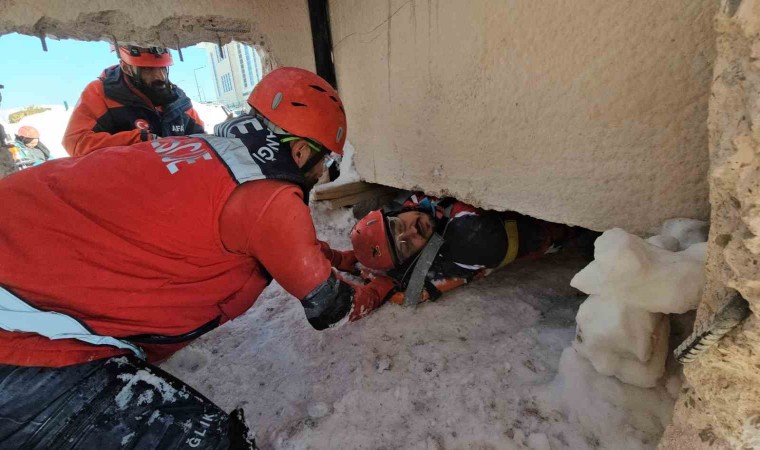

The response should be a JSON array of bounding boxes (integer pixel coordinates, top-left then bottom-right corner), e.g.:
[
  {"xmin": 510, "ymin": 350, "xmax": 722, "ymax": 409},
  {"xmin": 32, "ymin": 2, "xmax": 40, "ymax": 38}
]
[{"xmin": 0, "ymin": 356, "xmax": 255, "ymax": 449}]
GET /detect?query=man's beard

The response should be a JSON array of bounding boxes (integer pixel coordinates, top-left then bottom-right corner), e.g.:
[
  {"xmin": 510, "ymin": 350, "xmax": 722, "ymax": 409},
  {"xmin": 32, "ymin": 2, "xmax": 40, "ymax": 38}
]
[
  {"xmin": 302, "ymin": 173, "xmax": 321, "ymax": 192},
  {"xmin": 139, "ymin": 80, "xmax": 179, "ymax": 107}
]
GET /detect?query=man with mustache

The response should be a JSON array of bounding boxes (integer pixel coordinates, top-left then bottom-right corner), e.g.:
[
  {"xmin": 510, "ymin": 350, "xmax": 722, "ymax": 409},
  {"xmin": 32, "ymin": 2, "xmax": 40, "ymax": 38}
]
[
  {"xmin": 63, "ymin": 46, "xmax": 205, "ymax": 157},
  {"xmin": 352, "ymin": 193, "xmax": 585, "ymax": 304}
]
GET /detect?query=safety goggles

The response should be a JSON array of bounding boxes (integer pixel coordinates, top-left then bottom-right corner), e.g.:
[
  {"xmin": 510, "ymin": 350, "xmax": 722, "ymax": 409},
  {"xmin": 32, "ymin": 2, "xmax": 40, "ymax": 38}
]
[
  {"xmin": 386, "ymin": 216, "xmax": 413, "ymax": 262},
  {"xmin": 126, "ymin": 46, "xmax": 170, "ymax": 57},
  {"xmin": 280, "ymin": 136, "xmax": 336, "ymax": 169}
]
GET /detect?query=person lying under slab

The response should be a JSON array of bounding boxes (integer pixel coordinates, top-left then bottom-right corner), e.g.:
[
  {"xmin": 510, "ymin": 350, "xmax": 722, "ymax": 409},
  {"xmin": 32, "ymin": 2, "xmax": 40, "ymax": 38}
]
[{"xmin": 350, "ymin": 191, "xmax": 596, "ymax": 305}]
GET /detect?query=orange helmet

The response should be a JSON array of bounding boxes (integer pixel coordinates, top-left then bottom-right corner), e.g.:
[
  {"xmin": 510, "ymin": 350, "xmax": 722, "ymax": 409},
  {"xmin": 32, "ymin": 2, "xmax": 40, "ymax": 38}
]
[
  {"xmin": 118, "ymin": 46, "xmax": 173, "ymax": 68},
  {"xmin": 351, "ymin": 209, "xmax": 397, "ymax": 271},
  {"xmin": 248, "ymin": 67, "xmax": 347, "ymax": 155},
  {"xmin": 17, "ymin": 126, "xmax": 39, "ymax": 139}
]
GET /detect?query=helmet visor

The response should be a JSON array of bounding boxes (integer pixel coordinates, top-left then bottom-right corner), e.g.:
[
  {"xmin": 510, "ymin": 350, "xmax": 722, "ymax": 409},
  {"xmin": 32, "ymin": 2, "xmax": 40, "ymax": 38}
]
[{"xmin": 387, "ymin": 216, "xmax": 415, "ymax": 263}]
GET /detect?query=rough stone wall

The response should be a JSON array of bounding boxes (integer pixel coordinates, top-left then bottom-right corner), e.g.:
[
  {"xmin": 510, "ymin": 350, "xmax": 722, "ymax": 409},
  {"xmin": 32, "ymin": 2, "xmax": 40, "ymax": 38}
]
[
  {"xmin": 330, "ymin": 0, "xmax": 717, "ymax": 233},
  {"xmin": 659, "ymin": 1, "xmax": 760, "ymax": 449},
  {"xmin": 0, "ymin": 0, "xmax": 315, "ymax": 71}
]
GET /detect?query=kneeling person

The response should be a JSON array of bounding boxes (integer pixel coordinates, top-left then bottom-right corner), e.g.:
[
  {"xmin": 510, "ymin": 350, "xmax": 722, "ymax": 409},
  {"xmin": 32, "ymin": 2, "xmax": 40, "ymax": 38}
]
[{"xmin": 0, "ymin": 68, "xmax": 395, "ymax": 448}]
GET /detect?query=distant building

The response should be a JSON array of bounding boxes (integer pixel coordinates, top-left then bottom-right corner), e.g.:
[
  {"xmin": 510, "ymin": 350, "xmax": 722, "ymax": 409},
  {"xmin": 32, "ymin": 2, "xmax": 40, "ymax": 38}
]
[{"xmin": 201, "ymin": 41, "xmax": 263, "ymax": 112}]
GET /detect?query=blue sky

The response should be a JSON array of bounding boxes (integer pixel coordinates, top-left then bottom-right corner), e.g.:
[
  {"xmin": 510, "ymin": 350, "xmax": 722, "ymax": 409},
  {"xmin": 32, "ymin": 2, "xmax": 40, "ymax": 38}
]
[{"xmin": 0, "ymin": 33, "xmax": 218, "ymax": 110}]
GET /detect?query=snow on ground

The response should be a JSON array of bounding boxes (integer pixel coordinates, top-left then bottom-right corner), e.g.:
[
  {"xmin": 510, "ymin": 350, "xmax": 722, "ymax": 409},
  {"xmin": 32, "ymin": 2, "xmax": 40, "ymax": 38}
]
[{"xmin": 163, "ymin": 206, "xmax": 678, "ymax": 449}]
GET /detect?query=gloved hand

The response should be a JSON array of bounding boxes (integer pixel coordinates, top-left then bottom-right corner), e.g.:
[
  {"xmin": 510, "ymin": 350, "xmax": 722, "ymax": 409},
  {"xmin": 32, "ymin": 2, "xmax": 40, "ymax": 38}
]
[
  {"xmin": 333, "ymin": 249, "xmax": 359, "ymax": 274},
  {"xmin": 319, "ymin": 241, "xmax": 360, "ymax": 274},
  {"xmin": 348, "ymin": 274, "xmax": 399, "ymax": 321},
  {"xmin": 387, "ymin": 289, "xmax": 432, "ymax": 305}
]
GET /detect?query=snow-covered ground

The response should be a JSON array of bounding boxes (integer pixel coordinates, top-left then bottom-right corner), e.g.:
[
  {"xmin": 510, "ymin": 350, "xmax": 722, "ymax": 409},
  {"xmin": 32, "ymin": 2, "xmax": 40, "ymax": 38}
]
[{"xmin": 162, "ymin": 206, "xmax": 680, "ymax": 449}]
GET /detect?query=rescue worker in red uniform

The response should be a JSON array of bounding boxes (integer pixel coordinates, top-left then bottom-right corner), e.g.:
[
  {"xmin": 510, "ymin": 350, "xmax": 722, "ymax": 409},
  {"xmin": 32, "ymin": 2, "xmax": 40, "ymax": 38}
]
[
  {"xmin": 63, "ymin": 45, "xmax": 205, "ymax": 157},
  {"xmin": 351, "ymin": 193, "xmax": 584, "ymax": 304},
  {"xmin": 0, "ymin": 68, "xmax": 396, "ymax": 449}
]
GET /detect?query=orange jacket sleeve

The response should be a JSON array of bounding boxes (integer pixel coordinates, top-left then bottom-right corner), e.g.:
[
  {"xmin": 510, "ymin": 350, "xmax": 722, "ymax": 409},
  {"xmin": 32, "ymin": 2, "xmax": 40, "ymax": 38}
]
[
  {"xmin": 63, "ymin": 80, "xmax": 144, "ymax": 157},
  {"xmin": 185, "ymin": 107, "xmax": 206, "ymax": 134},
  {"xmin": 219, "ymin": 180, "xmax": 395, "ymax": 322}
]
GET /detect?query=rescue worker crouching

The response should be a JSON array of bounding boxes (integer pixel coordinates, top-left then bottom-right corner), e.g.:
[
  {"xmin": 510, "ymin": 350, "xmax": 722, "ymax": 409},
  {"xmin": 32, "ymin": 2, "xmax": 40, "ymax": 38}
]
[
  {"xmin": 62, "ymin": 45, "xmax": 205, "ymax": 157},
  {"xmin": 0, "ymin": 68, "xmax": 397, "ymax": 449}
]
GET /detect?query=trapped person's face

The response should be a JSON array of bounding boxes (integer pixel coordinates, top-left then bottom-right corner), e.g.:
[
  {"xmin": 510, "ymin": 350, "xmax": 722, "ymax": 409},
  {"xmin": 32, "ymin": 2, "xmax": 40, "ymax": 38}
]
[{"xmin": 388, "ymin": 211, "xmax": 434, "ymax": 263}]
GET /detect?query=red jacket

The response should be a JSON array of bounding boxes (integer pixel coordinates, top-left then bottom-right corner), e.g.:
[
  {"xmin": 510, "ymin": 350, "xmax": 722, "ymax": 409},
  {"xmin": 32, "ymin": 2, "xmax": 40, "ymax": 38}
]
[
  {"xmin": 0, "ymin": 136, "xmax": 389, "ymax": 367},
  {"xmin": 63, "ymin": 66, "xmax": 205, "ymax": 157}
]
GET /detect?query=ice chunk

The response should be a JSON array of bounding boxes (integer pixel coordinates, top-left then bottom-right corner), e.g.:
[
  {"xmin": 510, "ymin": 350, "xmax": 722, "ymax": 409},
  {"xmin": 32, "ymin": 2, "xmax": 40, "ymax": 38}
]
[
  {"xmin": 575, "ymin": 295, "xmax": 661, "ymax": 363},
  {"xmin": 574, "ymin": 314, "xmax": 669, "ymax": 388},
  {"xmin": 571, "ymin": 229, "xmax": 707, "ymax": 314},
  {"xmin": 660, "ymin": 218, "xmax": 708, "ymax": 250},
  {"xmin": 645, "ymin": 235, "xmax": 680, "ymax": 251},
  {"xmin": 552, "ymin": 348, "xmax": 674, "ymax": 449}
]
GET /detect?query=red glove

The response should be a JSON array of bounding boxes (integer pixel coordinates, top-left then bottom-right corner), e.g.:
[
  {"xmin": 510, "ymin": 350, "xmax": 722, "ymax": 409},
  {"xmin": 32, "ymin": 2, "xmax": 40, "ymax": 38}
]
[
  {"xmin": 319, "ymin": 241, "xmax": 359, "ymax": 274},
  {"xmin": 348, "ymin": 274, "xmax": 398, "ymax": 321}
]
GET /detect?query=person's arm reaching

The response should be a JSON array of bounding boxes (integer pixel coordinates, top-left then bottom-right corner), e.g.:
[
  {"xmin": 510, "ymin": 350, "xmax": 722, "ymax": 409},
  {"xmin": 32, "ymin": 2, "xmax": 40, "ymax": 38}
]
[
  {"xmin": 219, "ymin": 181, "xmax": 397, "ymax": 329},
  {"xmin": 63, "ymin": 81, "xmax": 145, "ymax": 156},
  {"xmin": 318, "ymin": 241, "xmax": 358, "ymax": 274}
]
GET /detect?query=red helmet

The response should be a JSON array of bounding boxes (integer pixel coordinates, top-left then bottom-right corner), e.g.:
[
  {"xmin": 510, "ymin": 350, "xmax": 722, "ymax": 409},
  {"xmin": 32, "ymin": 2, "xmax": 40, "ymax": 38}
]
[
  {"xmin": 118, "ymin": 46, "xmax": 173, "ymax": 68},
  {"xmin": 248, "ymin": 67, "xmax": 346, "ymax": 155},
  {"xmin": 351, "ymin": 209, "xmax": 397, "ymax": 271},
  {"xmin": 17, "ymin": 125, "xmax": 39, "ymax": 139}
]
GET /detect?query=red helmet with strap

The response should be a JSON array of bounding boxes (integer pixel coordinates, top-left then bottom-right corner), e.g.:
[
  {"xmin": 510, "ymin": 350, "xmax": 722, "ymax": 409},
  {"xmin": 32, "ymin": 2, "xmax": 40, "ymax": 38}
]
[
  {"xmin": 350, "ymin": 209, "xmax": 397, "ymax": 271},
  {"xmin": 118, "ymin": 46, "xmax": 173, "ymax": 68},
  {"xmin": 248, "ymin": 67, "xmax": 347, "ymax": 155},
  {"xmin": 17, "ymin": 125, "xmax": 39, "ymax": 139}
]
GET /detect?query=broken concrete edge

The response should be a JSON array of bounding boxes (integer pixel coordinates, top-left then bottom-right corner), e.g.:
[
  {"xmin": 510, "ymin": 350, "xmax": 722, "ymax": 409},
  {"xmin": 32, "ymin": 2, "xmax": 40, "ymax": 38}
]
[{"xmin": 659, "ymin": 1, "xmax": 760, "ymax": 448}]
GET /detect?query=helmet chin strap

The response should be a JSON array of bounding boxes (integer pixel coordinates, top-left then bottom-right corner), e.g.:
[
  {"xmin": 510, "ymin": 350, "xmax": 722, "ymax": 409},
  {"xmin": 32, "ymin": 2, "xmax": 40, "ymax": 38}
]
[{"xmin": 300, "ymin": 149, "xmax": 326, "ymax": 175}]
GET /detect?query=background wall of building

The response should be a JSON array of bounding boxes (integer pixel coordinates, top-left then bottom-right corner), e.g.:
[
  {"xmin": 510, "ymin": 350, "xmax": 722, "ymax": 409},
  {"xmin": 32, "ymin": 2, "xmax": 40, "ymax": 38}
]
[
  {"xmin": 330, "ymin": 0, "xmax": 718, "ymax": 233},
  {"xmin": 202, "ymin": 41, "xmax": 263, "ymax": 111},
  {"xmin": 0, "ymin": 0, "xmax": 314, "ymax": 72}
]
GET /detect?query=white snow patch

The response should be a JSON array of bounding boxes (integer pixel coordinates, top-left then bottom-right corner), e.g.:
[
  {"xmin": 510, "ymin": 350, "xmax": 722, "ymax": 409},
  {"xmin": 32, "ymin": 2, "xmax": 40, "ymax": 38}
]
[
  {"xmin": 191, "ymin": 101, "xmax": 232, "ymax": 134},
  {"xmin": 147, "ymin": 410, "xmax": 161, "ymax": 425},
  {"xmin": 571, "ymin": 228, "xmax": 707, "ymax": 314},
  {"xmin": 115, "ymin": 369, "xmax": 188, "ymax": 410},
  {"xmin": 313, "ymin": 139, "xmax": 361, "ymax": 195},
  {"xmin": 546, "ymin": 348, "xmax": 674, "ymax": 450},
  {"xmin": 569, "ymin": 224, "xmax": 707, "ymax": 387},
  {"xmin": 121, "ymin": 432, "xmax": 135, "ymax": 445},
  {"xmin": 658, "ymin": 218, "xmax": 709, "ymax": 251}
]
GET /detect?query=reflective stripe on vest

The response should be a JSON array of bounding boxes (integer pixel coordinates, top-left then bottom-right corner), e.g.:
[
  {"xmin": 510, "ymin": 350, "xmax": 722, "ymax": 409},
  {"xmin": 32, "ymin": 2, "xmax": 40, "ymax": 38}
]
[
  {"xmin": 0, "ymin": 286, "xmax": 146, "ymax": 359},
  {"xmin": 498, "ymin": 220, "xmax": 520, "ymax": 268},
  {"xmin": 198, "ymin": 134, "xmax": 266, "ymax": 184}
]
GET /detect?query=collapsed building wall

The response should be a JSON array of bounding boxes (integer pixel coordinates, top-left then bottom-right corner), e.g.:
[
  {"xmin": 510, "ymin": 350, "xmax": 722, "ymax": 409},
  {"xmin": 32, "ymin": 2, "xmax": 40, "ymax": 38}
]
[
  {"xmin": 0, "ymin": 0, "xmax": 315, "ymax": 74},
  {"xmin": 659, "ymin": 1, "xmax": 760, "ymax": 448},
  {"xmin": 329, "ymin": 0, "xmax": 717, "ymax": 233}
]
